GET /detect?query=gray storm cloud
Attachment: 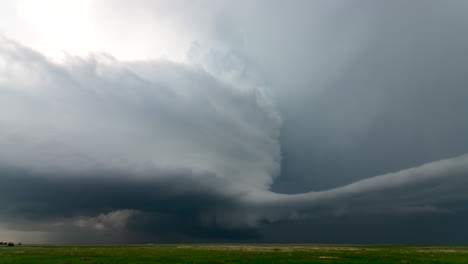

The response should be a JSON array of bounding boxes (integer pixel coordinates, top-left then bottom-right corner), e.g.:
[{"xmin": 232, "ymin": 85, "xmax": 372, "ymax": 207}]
[
  {"xmin": 0, "ymin": 36, "xmax": 283, "ymax": 242},
  {"xmin": 2, "ymin": 0, "xmax": 468, "ymax": 244},
  {"xmin": 0, "ymin": 36, "xmax": 280, "ymax": 190},
  {"xmin": 2, "ymin": 35, "xmax": 468, "ymax": 243}
]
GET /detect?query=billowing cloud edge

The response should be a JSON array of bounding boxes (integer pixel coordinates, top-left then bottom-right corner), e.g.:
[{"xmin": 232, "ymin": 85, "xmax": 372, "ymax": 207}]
[{"xmin": 1, "ymin": 36, "xmax": 468, "ymax": 243}]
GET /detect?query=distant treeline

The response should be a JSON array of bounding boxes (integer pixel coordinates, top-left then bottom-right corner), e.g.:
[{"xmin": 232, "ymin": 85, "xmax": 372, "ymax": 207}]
[{"xmin": 0, "ymin": 242, "xmax": 20, "ymax": 246}]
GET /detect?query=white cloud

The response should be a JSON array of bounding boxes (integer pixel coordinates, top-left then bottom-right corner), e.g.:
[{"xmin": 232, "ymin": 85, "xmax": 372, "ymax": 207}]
[{"xmin": 0, "ymin": 37, "xmax": 281, "ymax": 190}]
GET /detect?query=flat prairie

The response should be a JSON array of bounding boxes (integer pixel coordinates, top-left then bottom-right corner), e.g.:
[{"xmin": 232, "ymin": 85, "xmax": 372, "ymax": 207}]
[{"xmin": 1, "ymin": 244, "xmax": 467, "ymax": 263}]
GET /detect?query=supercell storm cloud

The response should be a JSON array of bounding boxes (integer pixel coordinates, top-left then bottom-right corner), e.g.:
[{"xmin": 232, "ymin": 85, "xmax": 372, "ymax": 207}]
[{"xmin": 1, "ymin": 0, "xmax": 468, "ymax": 244}]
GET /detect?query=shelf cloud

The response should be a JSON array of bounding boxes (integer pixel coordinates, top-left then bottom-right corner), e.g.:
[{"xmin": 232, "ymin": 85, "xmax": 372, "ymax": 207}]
[
  {"xmin": 2, "ymin": 36, "xmax": 468, "ymax": 244},
  {"xmin": 2, "ymin": 0, "xmax": 468, "ymax": 244}
]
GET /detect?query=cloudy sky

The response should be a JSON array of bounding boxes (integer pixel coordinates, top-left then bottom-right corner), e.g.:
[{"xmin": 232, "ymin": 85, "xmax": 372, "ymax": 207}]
[{"xmin": 1, "ymin": 0, "xmax": 468, "ymax": 244}]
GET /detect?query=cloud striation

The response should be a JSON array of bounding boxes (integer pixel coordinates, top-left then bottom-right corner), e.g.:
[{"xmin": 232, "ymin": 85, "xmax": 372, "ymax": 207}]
[{"xmin": 1, "ymin": 35, "xmax": 468, "ymax": 244}]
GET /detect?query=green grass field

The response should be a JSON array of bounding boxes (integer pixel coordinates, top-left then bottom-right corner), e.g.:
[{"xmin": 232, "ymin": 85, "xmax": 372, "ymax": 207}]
[{"xmin": 1, "ymin": 244, "xmax": 468, "ymax": 263}]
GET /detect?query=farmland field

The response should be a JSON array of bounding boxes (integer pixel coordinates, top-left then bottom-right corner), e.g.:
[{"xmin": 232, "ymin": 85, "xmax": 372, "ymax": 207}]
[{"xmin": 1, "ymin": 244, "xmax": 468, "ymax": 263}]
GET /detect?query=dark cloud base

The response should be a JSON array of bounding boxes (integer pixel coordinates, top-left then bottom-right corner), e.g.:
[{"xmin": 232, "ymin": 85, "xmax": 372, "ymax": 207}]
[
  {"xmin": 0, "ymin": 167, "xmax": 262, "ymax": 243},
  {"xmin": 259, "ymin": 212, "xmax": 468, "ymax": 245},
  {"xmin": 3, "ymin": 157, "xmax": 468, "ymax": 244}
]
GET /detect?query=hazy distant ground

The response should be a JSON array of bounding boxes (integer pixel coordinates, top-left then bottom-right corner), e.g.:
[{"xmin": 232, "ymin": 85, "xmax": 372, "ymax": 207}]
[{"xmin": 1, "ymin": 244, "xmax": 467, "ymax": 263}]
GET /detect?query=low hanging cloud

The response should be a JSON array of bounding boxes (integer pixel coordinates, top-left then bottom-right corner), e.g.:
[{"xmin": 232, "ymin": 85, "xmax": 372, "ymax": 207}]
[
  {"xmin": 0, "ymin": 36, "xmax": 281, "ymax": 242},
  {"xmin": 2, "ymin": 36, "xmax": 468, "ymax": 244}
]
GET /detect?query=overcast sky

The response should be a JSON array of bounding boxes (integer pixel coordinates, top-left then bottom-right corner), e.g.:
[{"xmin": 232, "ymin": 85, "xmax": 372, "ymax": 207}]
[{"xmin": 1, "ymin": 0, "xmax": 468, "ymax": 244}]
